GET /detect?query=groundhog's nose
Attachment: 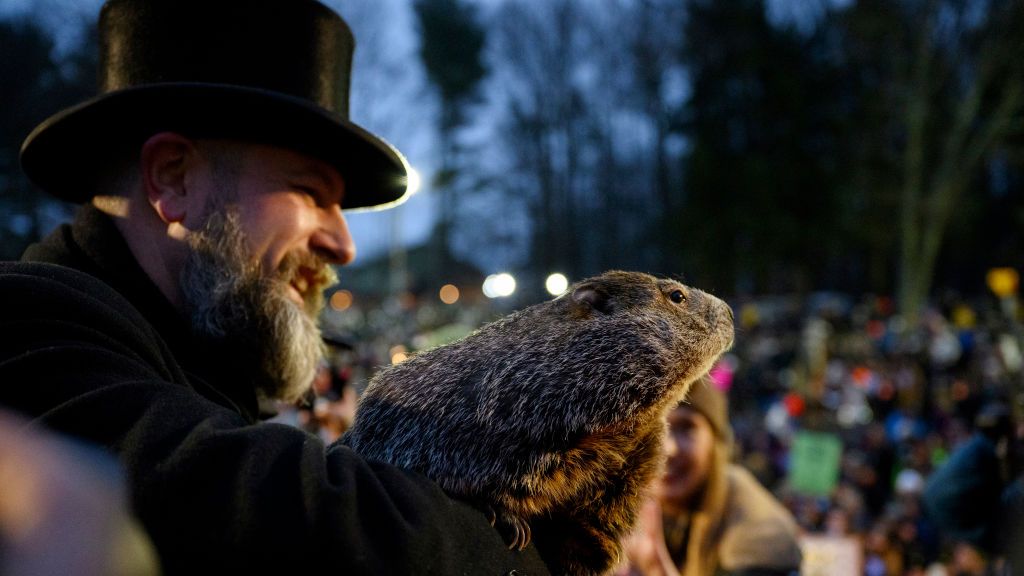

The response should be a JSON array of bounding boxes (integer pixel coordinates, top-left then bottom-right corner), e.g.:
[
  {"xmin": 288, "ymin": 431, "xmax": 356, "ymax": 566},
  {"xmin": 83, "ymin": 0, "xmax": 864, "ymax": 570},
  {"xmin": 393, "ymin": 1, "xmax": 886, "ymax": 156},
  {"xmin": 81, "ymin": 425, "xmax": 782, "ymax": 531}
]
[{"xmin": 702, "ymin": 295, "xmax": 733, "ymax": 331}]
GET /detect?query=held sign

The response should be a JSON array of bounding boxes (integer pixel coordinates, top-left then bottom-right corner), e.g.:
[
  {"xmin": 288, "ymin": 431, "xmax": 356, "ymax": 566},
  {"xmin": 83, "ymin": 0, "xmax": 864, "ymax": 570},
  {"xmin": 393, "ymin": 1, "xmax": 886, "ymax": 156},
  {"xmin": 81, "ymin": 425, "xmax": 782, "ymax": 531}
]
[{"xmin": 789, "ymin": 431, "xmax": 842, "ymax": 497}]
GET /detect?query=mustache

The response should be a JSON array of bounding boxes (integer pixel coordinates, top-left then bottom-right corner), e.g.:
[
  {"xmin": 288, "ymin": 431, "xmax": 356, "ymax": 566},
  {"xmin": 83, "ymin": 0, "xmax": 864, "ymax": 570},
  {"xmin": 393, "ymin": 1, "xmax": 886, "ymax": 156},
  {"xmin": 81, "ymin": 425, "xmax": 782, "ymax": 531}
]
[{"xmin": 277, "ymin": 250, "xmax": 338, "ymax": 313}]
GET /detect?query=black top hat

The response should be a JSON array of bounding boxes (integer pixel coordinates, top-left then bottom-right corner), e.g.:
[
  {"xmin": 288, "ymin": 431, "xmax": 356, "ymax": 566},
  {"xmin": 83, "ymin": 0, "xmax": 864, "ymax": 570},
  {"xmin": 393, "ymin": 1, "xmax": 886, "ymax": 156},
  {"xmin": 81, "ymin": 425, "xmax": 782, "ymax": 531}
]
[{"xmin": 19, "ymin": 0, "xmax": 410, "ymax": 211}]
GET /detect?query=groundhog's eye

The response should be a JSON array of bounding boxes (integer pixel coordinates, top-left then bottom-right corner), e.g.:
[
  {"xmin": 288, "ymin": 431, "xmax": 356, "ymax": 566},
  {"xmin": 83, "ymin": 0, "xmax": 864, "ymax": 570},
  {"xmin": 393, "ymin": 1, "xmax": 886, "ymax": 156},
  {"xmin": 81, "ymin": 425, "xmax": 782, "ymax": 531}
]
[{"xmin": 670, "ymin": 290, "xmax": 686, "ymax": 304}]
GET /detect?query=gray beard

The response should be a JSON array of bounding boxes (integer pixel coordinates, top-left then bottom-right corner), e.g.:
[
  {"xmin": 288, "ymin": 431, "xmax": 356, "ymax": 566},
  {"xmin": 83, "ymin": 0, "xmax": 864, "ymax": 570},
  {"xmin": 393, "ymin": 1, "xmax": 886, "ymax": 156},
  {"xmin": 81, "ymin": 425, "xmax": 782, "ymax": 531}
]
[{"xmin": 179, "ymin": 209, "xmax": 329, "ymax": 404}]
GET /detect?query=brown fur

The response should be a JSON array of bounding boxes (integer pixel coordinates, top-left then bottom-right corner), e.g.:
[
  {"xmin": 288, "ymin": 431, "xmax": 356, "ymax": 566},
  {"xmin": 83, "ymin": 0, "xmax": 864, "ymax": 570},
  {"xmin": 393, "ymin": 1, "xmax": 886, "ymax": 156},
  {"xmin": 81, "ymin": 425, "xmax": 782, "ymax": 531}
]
[{"xmin": 343, "ymin": 271, "xmax": 734, "ymax": 575}]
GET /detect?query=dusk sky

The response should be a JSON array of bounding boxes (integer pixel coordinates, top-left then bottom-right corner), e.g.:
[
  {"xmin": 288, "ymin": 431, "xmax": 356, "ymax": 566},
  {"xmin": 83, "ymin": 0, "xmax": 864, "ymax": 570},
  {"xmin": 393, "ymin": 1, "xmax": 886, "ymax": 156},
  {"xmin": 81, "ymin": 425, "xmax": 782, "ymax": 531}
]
[{"xmin": 2, "ymin": 0, "xmax": 862, "ymax": 274}]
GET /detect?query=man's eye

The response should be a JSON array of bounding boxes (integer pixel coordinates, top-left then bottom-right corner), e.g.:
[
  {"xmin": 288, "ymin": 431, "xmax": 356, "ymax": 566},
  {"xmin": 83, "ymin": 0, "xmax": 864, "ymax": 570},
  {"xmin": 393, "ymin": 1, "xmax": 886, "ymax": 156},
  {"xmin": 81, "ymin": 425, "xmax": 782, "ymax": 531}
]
[
  {"xmin": 294, "ymin": 185, "xmax": 326, "ymax": 205},
  {"xmin": 670, "ymin": 290, "xmax": 686, "ymax": 304}
]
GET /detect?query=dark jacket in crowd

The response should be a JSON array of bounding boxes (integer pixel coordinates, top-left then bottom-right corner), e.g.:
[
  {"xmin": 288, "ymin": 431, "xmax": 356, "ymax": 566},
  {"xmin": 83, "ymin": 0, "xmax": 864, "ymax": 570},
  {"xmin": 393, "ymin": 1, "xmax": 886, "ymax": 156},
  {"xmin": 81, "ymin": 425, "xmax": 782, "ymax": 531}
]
[
  {"xmin": 1001, "ymin": 477, "xmax": 1024, "ymax": 575},
  {"xmin": 0, "ymin": 205, "xmax": 550, "ymax": 575},
  {"xmin": 922, "ymin": 433, "xmax": 1003, "ymax": 552}
]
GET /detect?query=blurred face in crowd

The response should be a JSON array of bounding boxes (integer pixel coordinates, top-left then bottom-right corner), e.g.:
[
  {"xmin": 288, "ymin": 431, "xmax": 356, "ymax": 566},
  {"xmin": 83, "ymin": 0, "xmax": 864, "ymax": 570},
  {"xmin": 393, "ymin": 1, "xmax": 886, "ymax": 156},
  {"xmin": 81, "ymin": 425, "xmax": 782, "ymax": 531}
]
[
  {"xmin": 661, "ymin": 405, "xmax": 716, "ymax": 512},
  {"xmin": 179, "ymin": 141, "xmax": 353, "ymax": 402}
]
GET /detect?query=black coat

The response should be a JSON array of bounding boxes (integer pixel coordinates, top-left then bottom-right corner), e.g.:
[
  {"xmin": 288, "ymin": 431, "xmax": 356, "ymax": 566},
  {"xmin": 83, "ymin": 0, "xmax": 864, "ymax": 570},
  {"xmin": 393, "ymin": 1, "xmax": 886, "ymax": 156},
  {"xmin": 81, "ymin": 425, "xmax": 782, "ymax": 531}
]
[{"xmin": 0, "ymin": 205, "xmax": 550, "ymax": 575}]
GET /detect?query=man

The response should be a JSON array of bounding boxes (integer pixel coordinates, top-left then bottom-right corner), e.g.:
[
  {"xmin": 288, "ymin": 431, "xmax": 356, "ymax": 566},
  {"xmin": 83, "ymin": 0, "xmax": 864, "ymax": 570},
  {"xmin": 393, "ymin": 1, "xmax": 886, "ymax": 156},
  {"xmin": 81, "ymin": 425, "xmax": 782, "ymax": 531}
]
[{"xmin": 0, "ymin": 0, "xmax": 550, "ymax": 573}]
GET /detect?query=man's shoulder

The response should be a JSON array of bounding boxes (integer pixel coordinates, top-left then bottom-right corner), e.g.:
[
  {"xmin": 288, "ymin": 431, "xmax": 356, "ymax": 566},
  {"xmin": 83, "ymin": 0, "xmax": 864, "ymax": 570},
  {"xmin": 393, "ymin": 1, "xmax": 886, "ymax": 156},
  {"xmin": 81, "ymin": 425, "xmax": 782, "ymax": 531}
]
[
  {"xmin": 3, "ymin": 259, "xmax": 110, "ymax": 286},
  {"xmin": 0, "ymin": 260, "xmax": 141, "ymax": 320},
  {"xmin": 0, "ymin": 259, "xmax": 176, "ymax": 382}
]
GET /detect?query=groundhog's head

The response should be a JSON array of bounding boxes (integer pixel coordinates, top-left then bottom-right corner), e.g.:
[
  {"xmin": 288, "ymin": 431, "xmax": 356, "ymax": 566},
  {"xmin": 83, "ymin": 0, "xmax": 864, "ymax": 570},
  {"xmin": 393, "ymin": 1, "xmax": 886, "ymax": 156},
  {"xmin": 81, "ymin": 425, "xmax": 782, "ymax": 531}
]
[
  {"xmin": 502, "ymin": 270, "xmax": 737, "ymax": 434},
  {"xmin": 568, "ymin": 271, "xmax": 734, "ymax": 354}
]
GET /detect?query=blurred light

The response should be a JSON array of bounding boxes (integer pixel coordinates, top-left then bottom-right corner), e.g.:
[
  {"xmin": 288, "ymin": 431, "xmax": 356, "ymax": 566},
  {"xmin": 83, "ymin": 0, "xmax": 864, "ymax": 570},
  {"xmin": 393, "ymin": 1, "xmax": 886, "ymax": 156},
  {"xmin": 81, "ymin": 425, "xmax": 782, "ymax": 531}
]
[
  {"xmin": 482, "ymin": 273, "xmax": 516, "ymax": 298},
  {"xmin": 390, "ymin": 344, "xmax": 408, "ymax": 365},
  {"xmin": 1000, "ymin": 334, "xmax": 1023, "ymax": 372},
  {"xmin": 986, "ymin": 267, "xmax": 1019, "ymax": 298},
  {"xmin": 866, "ymin": 319, "xmax": 886, "ymax": 340},
  {"xmin": 329, "ymin": 290, "xmax": 353, "ymax": 311},
  {"xmin": 545, "ymin": 273, "xmax": 569, "ymax": 296},
  {"xmin": 952, "ymin": 304, "xmax": 977, "ymax": 329},
  {"xmin": 740, "ymin": 303, "xmax": 760, "ymax": 330},
  {"xmin": 837, "ymin": 402, "xmax": 872, "ymax": 428},
  {"xmin": 851, "ymin": 366, "xmax": 872, "ymax": 388},
  {"xmin": 406, "ymin": 167, "xmax": 422, "ymax": 196},
  {"xmin": 439, "ymin": 284, "xmax": 460, "ymax": 304},
  {"xmin": 783, "ymin": 392, "xmax": 805, "ymax": 418},
  {"xmin": 952, "ymin": 379, "xmax": 970, "ymax": 402},
  {"xmin": 399, "ymin": 291, "xmax": 417, "ymax": 311}
]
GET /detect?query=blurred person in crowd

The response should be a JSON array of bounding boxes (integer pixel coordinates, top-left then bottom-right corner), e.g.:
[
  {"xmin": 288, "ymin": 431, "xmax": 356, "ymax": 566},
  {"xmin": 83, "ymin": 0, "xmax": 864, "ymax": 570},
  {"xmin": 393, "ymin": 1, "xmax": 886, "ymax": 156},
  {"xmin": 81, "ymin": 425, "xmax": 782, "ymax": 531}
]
[
  {"xmin": 0, "ymin": 410, "xmax": 158, "ymax": 576},
  {"xmin": 266, "ymin": 358, "xmax": 355, "ymax": 441},
  {"xmin": 924, "ymin": 401, "xmax": 1021, "ymax": 574},
  {"xmin": 831, "ymin": 480, "xmax": 867, "ymax": 533},
  {"xmin": 1000, "ymin": 474, "xmax": 1024, "ymax": 575},
  {"xmin": 308, "ymin": 359, "xmax": 358, "ymax": 443},
  {"xmin": 996, "ymin": 402, "xmax": 1024, "ymax": 576},
  {"xmin": 864, "ymin": 522, "xmax": 903, "ymax": 576},
  {"xmin": 948, "ymin": 541, "xmax": 989, "ymax": 576},
  {"xmin": 617, "ymin": 379, "xmax": 803, "ymax": 576},
  {"xmin": 861, "ymin": 422, "xmax": 897, "ymax": 518},
  {"xmin": 0, "ymin": 0, "xmax": 550, "ymax": 573},
  {"xmin": 895, "ymin": 513, "xmax": 931, "ymax": 574},
  {"xmin": 824, "ymin": 506, "xmax": 853, "ymax": 537}
]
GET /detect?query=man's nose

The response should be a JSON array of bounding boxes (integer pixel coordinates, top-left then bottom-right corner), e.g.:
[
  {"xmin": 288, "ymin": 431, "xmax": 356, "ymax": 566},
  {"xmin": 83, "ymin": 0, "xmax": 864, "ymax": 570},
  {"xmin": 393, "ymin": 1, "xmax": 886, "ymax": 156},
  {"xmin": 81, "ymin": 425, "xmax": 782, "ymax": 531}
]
[{"xmin": 312, "ymin": 204, "xmax": 356, "ymax": 265}]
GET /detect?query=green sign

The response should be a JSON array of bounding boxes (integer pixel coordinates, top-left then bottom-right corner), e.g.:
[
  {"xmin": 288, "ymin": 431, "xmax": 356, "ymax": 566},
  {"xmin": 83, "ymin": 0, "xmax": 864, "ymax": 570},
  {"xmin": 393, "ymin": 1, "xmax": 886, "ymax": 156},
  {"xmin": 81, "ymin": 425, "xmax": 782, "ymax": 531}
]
[{"xmin": 789, "ymin": 431, "xmax": 842, "ymax": 496}]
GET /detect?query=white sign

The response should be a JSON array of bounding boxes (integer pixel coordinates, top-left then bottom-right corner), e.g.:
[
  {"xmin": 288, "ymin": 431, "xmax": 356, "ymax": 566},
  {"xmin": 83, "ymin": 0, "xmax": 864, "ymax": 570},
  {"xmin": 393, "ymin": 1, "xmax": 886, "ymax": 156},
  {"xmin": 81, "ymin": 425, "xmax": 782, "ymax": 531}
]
[{"xmin": 799, "ymin": 535, "xmax": 861, "ymax": 576}]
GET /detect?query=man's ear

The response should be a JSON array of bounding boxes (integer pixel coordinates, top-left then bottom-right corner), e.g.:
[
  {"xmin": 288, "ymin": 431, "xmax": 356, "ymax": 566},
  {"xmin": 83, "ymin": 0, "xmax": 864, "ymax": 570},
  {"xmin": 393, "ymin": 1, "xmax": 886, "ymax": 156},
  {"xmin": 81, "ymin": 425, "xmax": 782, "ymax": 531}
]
[{"xmin": 140, "ymin": 132, "xmax": 198, "ymax": 224}]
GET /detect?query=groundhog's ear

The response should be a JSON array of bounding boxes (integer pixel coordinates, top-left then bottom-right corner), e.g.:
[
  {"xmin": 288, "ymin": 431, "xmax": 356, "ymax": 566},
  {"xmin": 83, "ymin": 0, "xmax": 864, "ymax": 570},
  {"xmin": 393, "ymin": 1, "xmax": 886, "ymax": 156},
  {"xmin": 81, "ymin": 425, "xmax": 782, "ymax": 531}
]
[{"xmin": 572, "ymin": 283, "xmax": 614, "ymax": 315}]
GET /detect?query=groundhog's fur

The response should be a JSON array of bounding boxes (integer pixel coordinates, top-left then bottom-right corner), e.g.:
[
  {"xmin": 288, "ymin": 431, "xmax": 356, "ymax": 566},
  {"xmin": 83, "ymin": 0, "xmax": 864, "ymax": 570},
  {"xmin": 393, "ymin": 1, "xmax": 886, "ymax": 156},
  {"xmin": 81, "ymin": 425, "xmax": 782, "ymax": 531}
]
[{"xmin": 343, "ymin": 271, "xmax": 734, "ymax": 575}]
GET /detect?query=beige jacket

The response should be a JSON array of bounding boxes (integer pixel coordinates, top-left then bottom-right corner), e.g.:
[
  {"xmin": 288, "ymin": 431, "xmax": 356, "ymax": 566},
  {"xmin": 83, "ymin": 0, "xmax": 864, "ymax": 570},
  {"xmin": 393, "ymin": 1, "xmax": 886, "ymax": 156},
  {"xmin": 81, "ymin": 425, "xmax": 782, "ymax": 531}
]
[{"xmin": 666, "ymin": 458, "xmax": 803, "ymax": 576}]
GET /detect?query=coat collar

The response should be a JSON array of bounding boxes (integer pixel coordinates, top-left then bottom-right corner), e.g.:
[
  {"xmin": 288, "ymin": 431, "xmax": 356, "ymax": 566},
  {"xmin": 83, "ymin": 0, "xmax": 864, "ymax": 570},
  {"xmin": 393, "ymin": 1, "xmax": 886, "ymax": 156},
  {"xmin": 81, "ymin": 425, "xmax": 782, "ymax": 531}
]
[{"xmin": 23, "ymin": 204, "xmax": 262, "ymax": 423}]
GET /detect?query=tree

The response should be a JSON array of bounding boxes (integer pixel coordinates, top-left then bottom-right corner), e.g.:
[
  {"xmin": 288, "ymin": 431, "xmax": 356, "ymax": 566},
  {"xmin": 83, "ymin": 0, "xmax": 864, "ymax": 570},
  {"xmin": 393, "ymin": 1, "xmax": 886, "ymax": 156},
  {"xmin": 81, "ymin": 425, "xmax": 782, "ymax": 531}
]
[
  {"xmin": 414, "ymin": 0, "xmax": 488, "ymax": 277},
  {"xmin": 482, "ymin": 0, "xmax": 692, "ymax": 296},
  {"xmin": 451, "ymin": 0, "xmax": 1024, "ymax": 305},
  {"xmin": 897, "ymin": 0, "xmax": 1022, "ymax": 319},
  {"xmin": 487, "ymin": 0, "xmax": 588, "ymax": 295},
  {"xmin": 677, "ymin": 0, "xmax": 849, "ymax": 294},
  {"xmin": 0, "ymin": 14, "xmax": 94, "ymax": 259},
  {"xmin": 834, "ymin": 0, "xmax": 1024, "ymax": 319}
]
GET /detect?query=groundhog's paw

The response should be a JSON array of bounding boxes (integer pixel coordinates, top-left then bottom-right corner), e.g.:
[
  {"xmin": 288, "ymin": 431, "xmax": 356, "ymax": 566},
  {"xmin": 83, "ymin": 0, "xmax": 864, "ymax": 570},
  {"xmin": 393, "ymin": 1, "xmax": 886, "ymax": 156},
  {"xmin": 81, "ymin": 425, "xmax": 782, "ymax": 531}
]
[{"xmin": 495, "ymin": 509, "xmax": 532, "ymax": 550}]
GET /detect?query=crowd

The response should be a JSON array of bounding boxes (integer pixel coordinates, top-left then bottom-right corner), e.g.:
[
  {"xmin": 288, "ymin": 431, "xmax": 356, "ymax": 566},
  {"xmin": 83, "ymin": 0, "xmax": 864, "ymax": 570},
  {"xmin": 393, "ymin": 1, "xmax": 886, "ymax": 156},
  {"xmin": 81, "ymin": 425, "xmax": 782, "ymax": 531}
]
[
  {"xmin": 288, "ymin": 286, "xmax": 1024, "ymax": 575},
  {"xmin": 728, "ymin": 290, "xmax": 1022, "ymax": 575}
]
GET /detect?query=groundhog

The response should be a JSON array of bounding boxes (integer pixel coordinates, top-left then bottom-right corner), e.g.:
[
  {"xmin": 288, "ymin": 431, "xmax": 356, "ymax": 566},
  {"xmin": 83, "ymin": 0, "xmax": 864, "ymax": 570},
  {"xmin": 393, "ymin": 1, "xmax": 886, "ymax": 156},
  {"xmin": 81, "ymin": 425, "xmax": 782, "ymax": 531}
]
[{"xmin": 343, "ymin": 271, "xmax": 734, "ymax": 575}]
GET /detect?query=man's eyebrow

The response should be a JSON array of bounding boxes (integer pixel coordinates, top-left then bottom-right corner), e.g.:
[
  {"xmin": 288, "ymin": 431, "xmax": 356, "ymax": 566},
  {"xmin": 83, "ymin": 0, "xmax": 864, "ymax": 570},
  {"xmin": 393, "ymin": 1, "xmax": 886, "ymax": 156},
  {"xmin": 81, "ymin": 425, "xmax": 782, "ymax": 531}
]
[
  {"xmin": 285, "ymin": 165, "xmax": 333, "ymax": 188},
  {"xmin": 285, "ymin": 164, "xmax": 346, "ymax": 203}
]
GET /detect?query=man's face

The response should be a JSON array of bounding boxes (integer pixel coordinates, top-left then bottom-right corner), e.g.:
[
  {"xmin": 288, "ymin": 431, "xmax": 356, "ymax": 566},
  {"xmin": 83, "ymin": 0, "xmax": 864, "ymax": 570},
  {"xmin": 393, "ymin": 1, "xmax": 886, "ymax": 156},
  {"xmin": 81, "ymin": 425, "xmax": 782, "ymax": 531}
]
[
  {"xmin": 179, "ymin": 142, "xmax": 354, "ymax": 402},
  {"xmin": 660, "ymin": 406, "xmax": 716, "ymax": 512},
  {"xmin": 208, "ymin": 143, "xmax": 355, "ymax": 286}
]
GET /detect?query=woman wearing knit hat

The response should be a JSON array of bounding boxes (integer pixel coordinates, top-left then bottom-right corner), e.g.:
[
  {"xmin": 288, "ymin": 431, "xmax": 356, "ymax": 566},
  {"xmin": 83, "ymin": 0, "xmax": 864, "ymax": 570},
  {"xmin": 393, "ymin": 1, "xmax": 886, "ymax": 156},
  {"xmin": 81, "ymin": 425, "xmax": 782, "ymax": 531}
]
[{"xmin": 617, "ymin": 376, "xmax": 803, "ymax": 576}]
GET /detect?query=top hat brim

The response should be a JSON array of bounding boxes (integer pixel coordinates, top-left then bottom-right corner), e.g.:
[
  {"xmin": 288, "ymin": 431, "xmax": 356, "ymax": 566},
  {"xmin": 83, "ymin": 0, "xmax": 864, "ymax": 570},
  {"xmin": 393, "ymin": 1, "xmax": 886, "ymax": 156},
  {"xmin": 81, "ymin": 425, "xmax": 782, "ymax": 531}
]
[{"xmin": 19, "ymin": 83, "xmax": 411, "ymax": 211}]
